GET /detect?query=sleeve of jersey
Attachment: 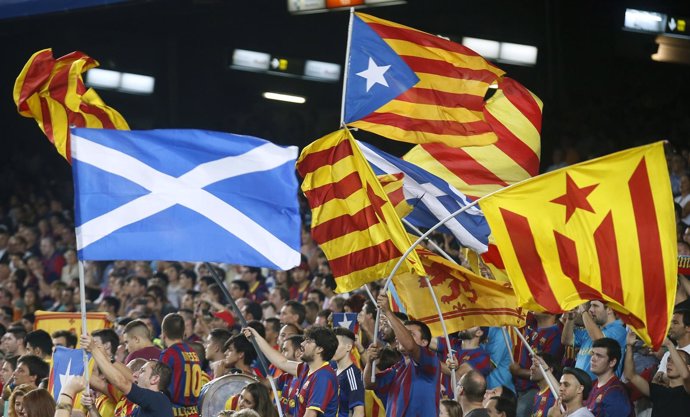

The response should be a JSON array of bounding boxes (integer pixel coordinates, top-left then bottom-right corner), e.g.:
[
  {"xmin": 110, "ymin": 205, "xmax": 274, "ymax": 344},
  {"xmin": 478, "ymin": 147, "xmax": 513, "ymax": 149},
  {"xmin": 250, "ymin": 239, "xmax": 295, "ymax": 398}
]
[
  {"xmin": 346, "ymin": 367, "xmax": 365, "ymax": 409},
  {"xmin": 542, "ymin": 328, "xmax": 563, "ymax": 357},
  {"xmin": 573, "ymin": 328, "xmax": 587, "ymax": 348},
  {"xmin": 126, "ymin": 383, "xmax": 157, "ymax": 408},
  {"xmin": 306, "ymin": 369, "xmax": 336, "ymax": 413},
  {"xmin": 415, "ymin": 346, "xmax": 441, "ymax": 379},
  {"xmin": 374, "ymin": 367, "xmax": 396, "ymax": 394}
]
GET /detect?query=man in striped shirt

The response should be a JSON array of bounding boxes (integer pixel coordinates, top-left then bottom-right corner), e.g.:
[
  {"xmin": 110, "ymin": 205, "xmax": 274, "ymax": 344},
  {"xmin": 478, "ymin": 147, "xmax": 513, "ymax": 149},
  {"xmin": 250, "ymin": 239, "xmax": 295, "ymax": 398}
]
[
  {"xmin": 332, "ymin": 328, "xmax": 364, "ymax": 417},
  {"xmin": 160, "ymin": 313, "xmax": 203, "ymax": 417}
]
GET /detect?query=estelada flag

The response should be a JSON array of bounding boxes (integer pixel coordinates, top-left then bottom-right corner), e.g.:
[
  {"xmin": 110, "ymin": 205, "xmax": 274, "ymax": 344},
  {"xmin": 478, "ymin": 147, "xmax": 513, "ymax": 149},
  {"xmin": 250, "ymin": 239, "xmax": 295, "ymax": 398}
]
[
  {"xmin": 35, "ymin": 311, "xmax": 111, "ymax": 345},
  {"xmin": 13, "ymin": 48, "xmax": 129, "ymax": 162},
  {"xmin": 343, "ymin": 12, "xmax": 504, "ymax": 147},
  {"xmin": 393, "ymin": 249, "xmax": 525, "ymax": 337},
  {"xmin": 297, "ymin": 128, "xmax": 425, "ymax": 293},
  {"xmin": 478, "ymin": 142, "xmax": 677, "ymax": 349},
  {"xmin": 47, "ymin": 346, "xmax": 92, "ymax": 399}
]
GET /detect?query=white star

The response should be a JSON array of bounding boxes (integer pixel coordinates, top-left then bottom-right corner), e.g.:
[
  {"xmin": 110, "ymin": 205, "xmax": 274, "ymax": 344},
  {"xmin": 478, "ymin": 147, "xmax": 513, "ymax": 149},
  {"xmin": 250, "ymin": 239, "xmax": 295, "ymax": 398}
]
[
  {"xmin": 356, "ymin": 57, "xmax": 391, "ymax": 92},
  {"xmin": 58, "ymin": 360, "xmax": 79, "ymax": 391},
  {"xmin": 337, "ymin": 316, "xmax": 353, "ymax": 329}
]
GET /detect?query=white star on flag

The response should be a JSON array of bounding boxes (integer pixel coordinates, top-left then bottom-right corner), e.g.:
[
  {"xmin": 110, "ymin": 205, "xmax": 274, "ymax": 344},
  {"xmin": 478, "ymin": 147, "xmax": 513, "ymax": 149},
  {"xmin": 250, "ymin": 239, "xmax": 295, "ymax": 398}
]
[
  {"xmin": 58, "ymin": 360, "xmax": 80, "ymax": 389},
  {"xmin": 356, "ymin": 57, "xmax": 391, "ymax": 92},
  {"xmin": 337, "ymin": 316, "xmax": 353, "ymax": 329}
]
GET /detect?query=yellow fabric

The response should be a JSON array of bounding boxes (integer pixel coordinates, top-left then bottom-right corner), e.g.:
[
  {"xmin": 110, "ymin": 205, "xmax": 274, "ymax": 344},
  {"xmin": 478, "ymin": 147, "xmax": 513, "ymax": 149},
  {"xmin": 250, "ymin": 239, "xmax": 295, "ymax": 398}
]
[
  {"xmin": 393, "ymin": 249, "xmax": 525, "ymax": 336},
  {"xmin": 297, "ymin": 129, "xmax": 425, "ymax": 293},
  {"xmin": 13, "ymin": 48, "xmax": 129, "ymax": 161},
  {"xmin": 34, "ymin": 311, "xmax": 111, "ymax": 344},
  {"xmin": 377, "ymin": 173, "xmax": 413, "ymax": 219},
  {"xmin": 478, "ymin": 142, "xmax": 677, "ymax": 349},
  {"xmin": 403, "ymin": 79, "xmax": 542, "ymax": 198},
  {"xmin": 364, "ymin": 389, "xmax": 385, "ymax": 417}
]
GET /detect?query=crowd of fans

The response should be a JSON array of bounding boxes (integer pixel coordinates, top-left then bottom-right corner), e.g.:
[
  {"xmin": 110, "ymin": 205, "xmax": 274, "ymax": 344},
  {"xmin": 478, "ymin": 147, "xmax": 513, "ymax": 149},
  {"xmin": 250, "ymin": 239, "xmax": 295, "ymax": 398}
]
[{"xmin": 0, "ymin": 139, "xmax": 688, "ymax": 417}]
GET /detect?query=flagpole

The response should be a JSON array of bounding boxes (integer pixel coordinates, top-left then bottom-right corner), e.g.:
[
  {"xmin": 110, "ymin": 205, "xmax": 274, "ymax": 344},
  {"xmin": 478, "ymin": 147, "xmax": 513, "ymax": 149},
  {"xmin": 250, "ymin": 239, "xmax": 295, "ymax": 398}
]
[
  {"xmin": 203, "ymin": 263, "xmax": 284, "ymax": 417},
  {"xmin": 339, "ymin": 7, "xmax": 355, "ymax": 127},
  {"xmin": 501, "ymin": 327, "xmax": 515, "ymax": 364},
  {"xmin": 77, "ymin": 260, "xmax": 90, "ymax": 390},
  {"xmin": 423, "ymin": 275, "xmax": 457, "ymax": 393},
  {"xmin": 512, "ymin": 327, "xmax": 563, "ymax": 412},
  {"xmin": 402, "ymin": 219, "xmax": 457, "ymax": 263}
]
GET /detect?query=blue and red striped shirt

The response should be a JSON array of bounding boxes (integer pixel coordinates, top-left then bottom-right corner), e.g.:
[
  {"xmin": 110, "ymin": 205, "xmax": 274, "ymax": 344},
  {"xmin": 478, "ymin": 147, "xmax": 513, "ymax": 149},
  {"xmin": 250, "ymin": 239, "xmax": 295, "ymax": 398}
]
[
  {"xmin": 374, "ymin": 346, "xmax": 441, "ymax": 417},
  {"xmin": 296, "ymin": 362, "xmax": 339, "ymax": 417},
  {"xmin": 159, "ymin": 342, "xmax": 202, "ymax": 417},
  {"xmin": 530, "ymin": 386, "xmax": 555, "ymax": 417},
  {"xmin": 515, "ymin": 324, "xmax": 563, "ymax": 392},
  {"xmin": 436, "ymin": 337, "xmax": 492, "ymax": 398}
]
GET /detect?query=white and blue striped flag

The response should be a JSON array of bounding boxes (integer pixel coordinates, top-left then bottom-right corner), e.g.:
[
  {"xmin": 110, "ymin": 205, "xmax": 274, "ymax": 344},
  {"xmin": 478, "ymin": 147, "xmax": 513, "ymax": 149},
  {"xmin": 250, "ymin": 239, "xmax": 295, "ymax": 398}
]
[
  {"xmin": 359, "ymin": 140, "xmax": 490, "ymax": 253},
  {"xmin": 71, "ymin": 128, "xmax": 302, "ymax": 270}
]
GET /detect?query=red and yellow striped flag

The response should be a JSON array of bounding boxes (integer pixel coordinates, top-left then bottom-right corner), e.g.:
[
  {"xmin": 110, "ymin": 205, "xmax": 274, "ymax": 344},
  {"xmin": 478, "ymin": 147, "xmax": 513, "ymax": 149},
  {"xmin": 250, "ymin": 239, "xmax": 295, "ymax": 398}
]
[
  {"xmin": 13, "ymin": 48, "xmax": 129, "ymax": 162},
  {"xmin": 393, "ymin": 249, "xmax": 525, "ymax": 336},
  {"xmin": 377, "ymin": 173, "xmax": 413, "ymax": 219},
  {"xmin": 297, "ymin": 129, "xmax": 425, "ymax": 293},
  {"xmin": 478, "ymin": 142, "xmax": 677, "ymax": 349},
  {"xmin": 404, "ymin": 77, "xmax": 542, "ymax": 199},
  {"xmin": 344, "ymin": 12, "xmax": 505, "ymax": 147}
]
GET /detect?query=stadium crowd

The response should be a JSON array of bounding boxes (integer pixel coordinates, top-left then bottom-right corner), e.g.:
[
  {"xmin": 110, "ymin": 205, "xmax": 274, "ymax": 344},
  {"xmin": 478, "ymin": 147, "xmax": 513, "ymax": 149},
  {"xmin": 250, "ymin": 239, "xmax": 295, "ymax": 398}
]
[{"xmin": 0, "ymin": 143, "xmax": 688, "ymax": 417}]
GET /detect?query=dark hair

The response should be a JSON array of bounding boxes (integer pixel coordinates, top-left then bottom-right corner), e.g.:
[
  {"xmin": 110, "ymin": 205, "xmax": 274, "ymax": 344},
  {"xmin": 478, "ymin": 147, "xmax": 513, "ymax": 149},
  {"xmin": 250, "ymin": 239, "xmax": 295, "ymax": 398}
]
[
  {"xmin": 231, "ymin": 279, "xmax": 249, "ymax": 294},
  {"xmin": 152, "ymin": 271, "xmax": 169, "ymax": 286},
  {"xmin": 17, "ymin": 355, "xmax": 50, "ymax": 381},
  {"xmin": 244, "ymin": 302, "xmax": 263, "ymax": 321},
  {"xmin": 333, "ymin": 327, "xmax": 355, "ymax": 342},
  {"xmin": 128, "ymin": 275, "xmax": 147, "ymax": 288},
  {"xmin": 264, "ymin": 317, "xmax": 281, "ymax": 335},
  {"xmin": 180, "ymin": 269, "xmax": 198, "ymax": 285},
  {"xmin": 537, "ymin": 352, "xmax": 561, "ymax": 380},
  {"xmin": 199, "ymin": 276, "xmax": 215, "ymax": 288},
  {"xmin": 8, "ymin": 325, "xmax": 27, "ymax": 340},
  {"xmin": 93, "ymin": 329, "xmax": 120, "ymax": 357},
  {"xmin": 460, "ymin": 370, "xmax": 486, "ymax": 403},
  {"xmin": 562, "ymin": 367, "xmax": 592, "ymax": 400},
  {"xmin": 162, "ymin": 313, "xmax": 185, "ymax": 340},
  {"xmin": 674, "ymin": 308, "xmax": 690, "ymax": 327},
  {"xmin": 308, "ymin": 289, "xmax": 325, "ymax": 303},
  {"xmin": 362, "ymin": 301, "xmax": 377, "ymax": 316},
  {"xmin": 316, "ymin": 309, "xmax": 332, "ymax": 321},
  {"xmin": 242, "ymin": 382, "xmax": 277, "ymax": 417},
  {"xmin": 149, "ymin": 360, "xmax": 173, "ymax": 392},
  {"xmin": 124, "ymin": 319, "xmax": 152, "ymax": 339},
  {"xmin": 284, "ymin": 334, "xmax": 304, "ymax": 352},
  {"xmin": 223, "ymin": 334, "xmax": 257, "ymax": 366},
  {"xmin": 4, "ymin": 355, "xmax": 18, "ymax": 370},
  {"xmin": 207, "ymin": 284, "xmax": 224, "ymax": 302},
  {"xmin": 247, "ymin": 320, "xmax": 266, "ymax": 339},
  {"xmin": 377, "ymin": 347, "xmax": 402, "ymax": 371},
  {"xmin": 272, "ymin": 287, "xmax": 289, "ymax": 302},
  {"xmin": 489, "ymin": 396, "xmax": 516, "ymax": 417},
  {"xmin": 25, "ymin": 330, "xmax": 53, "ymax": 356},
  {"xmin": 344, "ymin": 294, "xmax": 365, "ymax": 313},
  {"xmin": 208, "ymin": 328, "xmax": 233, "ymax": 348},
  {"xmin": 101, "ymin": 296, "xmax": 121, "ymax": 313},
  {"xmin": 440, "ymin": 400, "xmax": 462, "ymax": 417},
  {"xmin": 146, "ymin": 285, "xmax": 167, "ymax": 302},
  {"xmin": 22, "ymin": 388, "xmax": 55, "ymax": 417},
  {"xmin": 284, "ymin": 301, "xmax": 306, "ymax": 324},
  {"xmin": 304, "ymin": 326, "xmax": 338, "ymax": 361},
  {"xmin": 50, "ymin": 330, "xmax": 77, "ymax": 349},
  {"xmin": 404, "ymin": 320, "xmax": 432, "ymax": 343},
  {"xmin": 393, "ymin": 311, "xmax": 408, "ymax": 321},
  {"xmin": 592, "ymin": 337, "xmax": 622, "ymax": 368}
]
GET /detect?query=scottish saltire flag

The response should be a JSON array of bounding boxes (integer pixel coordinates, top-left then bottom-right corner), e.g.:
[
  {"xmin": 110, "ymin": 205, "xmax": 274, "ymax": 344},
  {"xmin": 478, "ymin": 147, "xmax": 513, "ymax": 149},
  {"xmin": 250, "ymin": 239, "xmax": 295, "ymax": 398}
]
[
  {"xmin": 333, "ymin": 312, "xmax": 358, "ymax": 333},
  {"xmin": 48, "ymin": 346, "xmax": 89, "ymax": 399},
  {"xmin": 71, "ymin": 128, "xmax": 301, "ymax": 270},
  {"xmin": 358, "ymin": 141, "xmax": 490, "ymax": 253}
]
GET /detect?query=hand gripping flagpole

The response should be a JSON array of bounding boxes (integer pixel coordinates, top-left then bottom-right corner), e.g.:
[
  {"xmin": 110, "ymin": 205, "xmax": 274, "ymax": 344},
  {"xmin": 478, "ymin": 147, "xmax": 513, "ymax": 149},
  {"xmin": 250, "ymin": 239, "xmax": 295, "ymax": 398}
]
[
  {"xmin": 204, "ymin": 263, "xmax": 284, "ymax": 417},
  {"xmin": 339, "ymin": 8, "xmax": 355, "ymax": 127},
  {"xmin": 77, "ymin": 260, "xmax": 90, "ymax": 390},
  {"xmin": 512, "ymin": 327, "xmax": 564, "ymax": 412}
]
